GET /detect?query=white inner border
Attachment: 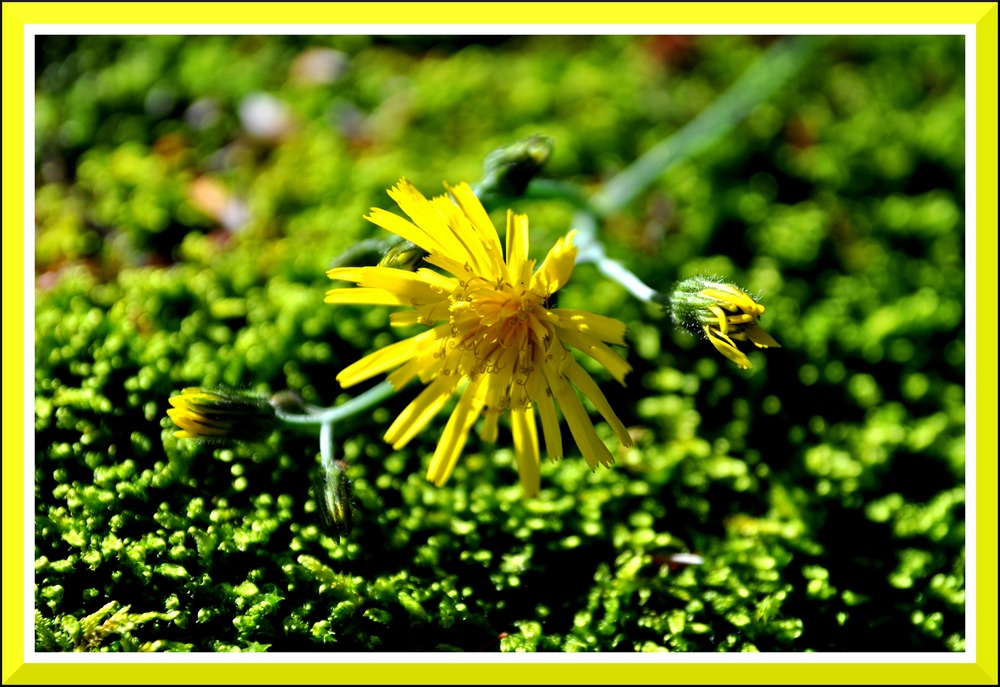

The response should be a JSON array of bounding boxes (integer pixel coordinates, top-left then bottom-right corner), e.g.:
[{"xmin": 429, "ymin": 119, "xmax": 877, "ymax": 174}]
[{"xmin": 24, "ymin": 23, "xmax": 977, "ymax": 665}]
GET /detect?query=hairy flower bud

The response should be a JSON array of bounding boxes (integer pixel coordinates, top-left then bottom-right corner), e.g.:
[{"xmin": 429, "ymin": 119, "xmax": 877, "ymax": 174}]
[
  {"xmin": 314, "ymin": 459, "xmax": 355, "ymax": 541},
  {"xmin": 167, "ymin": 387, "xmax": 280, "ymax": 443},
  {"xmin": 668, "ymin": 276, "xmax": 780, "ymax": 369}
]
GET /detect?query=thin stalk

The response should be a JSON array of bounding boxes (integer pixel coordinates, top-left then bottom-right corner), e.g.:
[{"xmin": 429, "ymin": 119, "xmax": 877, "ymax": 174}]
[
  {"xmin": 575, "ymin": 36, "xmax": 820, "ymax": 303},
  {"xmin": 276, "ymin": 380, "xmax": 396, "ymax": 427},
  {"xmin": 593, "ymin": 35, "xmax": 821, "ymax": 217},
  {"xmin": 320, "ymin": 419, "xmax": 334, "ymax": 468},
  {"xmin": 572, "ymin": 209, "xmax": 658, "ymax": 303}
]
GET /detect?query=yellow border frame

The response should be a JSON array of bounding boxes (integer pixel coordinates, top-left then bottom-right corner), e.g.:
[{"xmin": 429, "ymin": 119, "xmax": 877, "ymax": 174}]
[{"xmin": 4, "ymin": 2, "xmax": 996, "ymax": 684}]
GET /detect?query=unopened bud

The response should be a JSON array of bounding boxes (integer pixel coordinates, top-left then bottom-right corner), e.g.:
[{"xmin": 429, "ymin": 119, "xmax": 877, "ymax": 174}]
[
  {"xmin": 314, "ymin": 459, "xmax": 355, "ymax": 541},
  {"xmin": 667, "ymin": 276, "xmax": 780, "ymax": 369},
  {"xmin": 480, "ymin": 134, "xmax": 554, "ymax": 197},
  {"xmin": 167, "ymin": 387, "xmax": 279, "ymax": 443},
  {"xmin": 377, "ymin": 237, "xmax": 428, "ymax": 272}
]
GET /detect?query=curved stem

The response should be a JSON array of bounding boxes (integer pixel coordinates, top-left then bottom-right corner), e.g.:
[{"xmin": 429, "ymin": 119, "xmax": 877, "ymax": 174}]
[{"xmin": 276, "ymin": 380, "xmax": 396, "ymax": 427}]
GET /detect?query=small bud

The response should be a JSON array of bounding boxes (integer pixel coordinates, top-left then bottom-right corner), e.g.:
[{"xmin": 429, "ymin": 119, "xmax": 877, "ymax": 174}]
[
  {"xmin": 479, "ymin": 134, "xmax": 554, "ymax": 197},
  {"xmin": 167, "ymin": 387, "xmax": 279, "ymax": 443},
  {"xmin": 377, "ymin": 237, "xmax": 428, "ymax": 272},
  {"xmin": 667, "ymin": 276, "xmax": 780, "ymax": 369},
  {"xmin": 314, "ymin": 459, "xmax": 354, "ymax": 541}
]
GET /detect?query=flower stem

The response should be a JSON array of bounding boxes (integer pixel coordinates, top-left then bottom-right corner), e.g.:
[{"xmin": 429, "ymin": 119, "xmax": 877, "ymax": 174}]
[
  {"xmin": 572, "ymin": 210, "xmax": 659, "ymax": 303},
  {"xmin": 275, "ymin": 380, "xmax": 396, "ymax": 428},
  {"xmin": 573, "ymin": 36, "xmax": 820, "ymax": 303},
  {"xmin": 592, "ymin": 35, "xmax": 820, "ymax": 217},
  {"xmin": 320, "ymin": 419, "xmax": 334, "ymax": 468}
]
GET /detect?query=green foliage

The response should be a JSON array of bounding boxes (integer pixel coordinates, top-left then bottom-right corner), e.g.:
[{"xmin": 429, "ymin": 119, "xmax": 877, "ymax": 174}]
[{"xmin": 34, "ymin": 34, "xmax": 964, "ymax": 652}]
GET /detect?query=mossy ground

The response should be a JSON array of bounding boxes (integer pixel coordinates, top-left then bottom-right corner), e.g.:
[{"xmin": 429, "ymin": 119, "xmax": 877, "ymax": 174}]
[{"xmin": 33, "ymin": 35, "xmax": 965, "ymax": 652}]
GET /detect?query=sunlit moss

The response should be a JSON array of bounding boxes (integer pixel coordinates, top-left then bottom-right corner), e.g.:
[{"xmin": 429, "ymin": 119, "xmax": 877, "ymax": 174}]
[{"xmin": 33, "ymin": 34, "xmax": 965, "ymax": 653}]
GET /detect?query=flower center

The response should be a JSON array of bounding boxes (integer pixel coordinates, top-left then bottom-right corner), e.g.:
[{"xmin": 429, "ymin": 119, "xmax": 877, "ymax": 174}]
[{"xmin": 448, "ymin": 283, "xmax": 544, "ymax": 383}]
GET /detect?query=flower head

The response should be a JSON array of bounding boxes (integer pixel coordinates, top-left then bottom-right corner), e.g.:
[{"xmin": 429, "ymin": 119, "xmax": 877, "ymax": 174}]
[
  {"xmin": 668, "ymin": 276, "xmax": 780, "ymax": 369},
  {"xmin": 167, "ymin": 387, "xmax": 279, "ymax": 443},
  {"xmin": 326, "ymin": 179, "xmax": 633, "ymax": 496}
]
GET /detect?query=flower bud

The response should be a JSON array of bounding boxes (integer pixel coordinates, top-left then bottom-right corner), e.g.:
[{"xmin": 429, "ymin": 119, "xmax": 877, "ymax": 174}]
[
  {"xmin": 314, "ymin": 459, "xmax": 354, "ymax": 541},
  {"xmin": 377, "ymin": 237, "xmax": 428, "ymax": 272},
  {"xmin": 667, "ymin": 276, "xmax": 780, "ymax": 369},
  {"xmin": 167, "ymin": 387, "xmax": 279, "ymax": 443},
  {"xmin": 479, "ymin": 134, "xmax": 554, "ymax": 197}
]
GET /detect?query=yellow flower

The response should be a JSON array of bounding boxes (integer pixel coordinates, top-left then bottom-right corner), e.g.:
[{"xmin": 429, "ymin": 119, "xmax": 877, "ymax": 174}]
[
  {"xmin": 167, "ymin": 387, "xmax": 278, "ymax": 442},
  {"xmin": 668, "ymin": 277, "xmax": 780, "ymax": 369},
  {"xmin": 326, "ymin": 179, "xmax": 633, "ymax": 496}
]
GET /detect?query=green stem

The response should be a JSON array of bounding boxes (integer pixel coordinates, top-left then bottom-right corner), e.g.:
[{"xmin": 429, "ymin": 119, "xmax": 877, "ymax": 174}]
[
  {"xmin": 276, "ymin": 380, "xmax": 396, "ymax": 427},
  {"xmin": 572, "ymin": 36, "xmax": 821, "ymax": 304},
  {"xmin": 320, "ymin": 420, "xmax": 334, "ymax": 468},
  {"xmin": 592, "ymin": 35, "xmax": 821, "ymax": 217},
  {"xmin": 572, "ymin": 209, "xmax": 659, "ymax": 303}
]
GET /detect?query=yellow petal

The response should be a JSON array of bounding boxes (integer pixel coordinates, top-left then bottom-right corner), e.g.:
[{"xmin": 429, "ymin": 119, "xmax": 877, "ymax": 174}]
[
  {"xmin": 430, "ymin": 193, "xmax": 493, "ymax": 280},
  {"xmin": 166, "ymin": 409, "xmax": 227, "ymax": 436},
  {"xmin": 385, "ymin": 357, "xmax": 425, "ymax": 389},
  {"xmin": 426, "ymin": 379, "xmax": 485, "ymax": 487},
  {"xmin": 705, "ymin": 325, "xmax": 751, "ymax": 369},
  {"xmin": 562, "ymin": 357, "xmax": 633, "ymax": 448},
  {"xmin": 547, "ymin": 308, "xmax": 627, "ymax": 346},
  {"xmin": 384, "ymin": 375, "xmax": 457, "ymax": 449},
  {"xmin": 324, "ymin": 287, "xmax": 410, "ymax": 306},
  {"xmin": 505, "ymin": 211, "xmax": 530, "ymax": 287},
  {"xmin": 529, "ymin": 230, "xmax": 577, "ymax": 296},
  {"xmin": 325, "ymin": 266, "xmax": 366, "ymax": 282},
  {"xmin": 525, "ymin": 346, "xmax": 572, "ymax": 462},
  {"xmin": 447, "ymin": 182, "xmax": 507, "ymax": 281},
  {"xmin": 480, "ymin": 409, "xmax": 501, "ymax": 444},
  {"xmin": 555, "ymin": 329, "xmax": 632, "ymax": 384},
  {"xmin": 422, "ymin": 251, "xmax": 479, "ymax": 283},
  {"xmin": 332, "ymin": 266, "xmax": 453, "ymax": 304},
  {"xmin": 700, "ymin": 285, "xmax": 763, "ymax": 316},
  {"xmin": 389, "ymin": 311, "xmax": 425, "ymax": 327},
  {"xmin": 543, "ymin": 365, "xmax": 614, "ymax": 471},
  {"xmin": 337, "ymin": 325, "xmax": 448, "ymax": 387},
  {"xmin": 511, "ymin": 407, "xmax": 541, "ymax": 498},
  {"xmin": 477, "ymin": 370, "xmax": 510, "ymax": 445},
  {"xmin": 745, "ymin": 323, "xmax": 781, "ymax": 349},
  {"xmin": 168, "ymin": 389, "xmax": 202, "ymax": 408},
  {"xmin": 534, "ymin": 387, "xmax": 563, "ymax": 462},
  {"xmin": 366, "ymin": 207, "xmax": 446, "ymax": 255},
  {"xmin": 388, "ymin": 179, "xmax": 471, "ymax": 262},
  {"xmin": 709, "ymin": 305, "xmax": 730, "ymax": 335}
]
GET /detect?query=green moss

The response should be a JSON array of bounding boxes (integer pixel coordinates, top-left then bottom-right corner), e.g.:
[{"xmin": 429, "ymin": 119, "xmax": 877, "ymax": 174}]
[{"xmin": 34, "ymin": 34, "xmax": 965, "ymax": 653}]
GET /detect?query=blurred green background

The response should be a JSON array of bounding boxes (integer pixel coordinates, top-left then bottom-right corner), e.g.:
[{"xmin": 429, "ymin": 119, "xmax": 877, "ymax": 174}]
[{"xmin": 33, "ymin": 34, "xmax": 965, "ymax": 652}]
